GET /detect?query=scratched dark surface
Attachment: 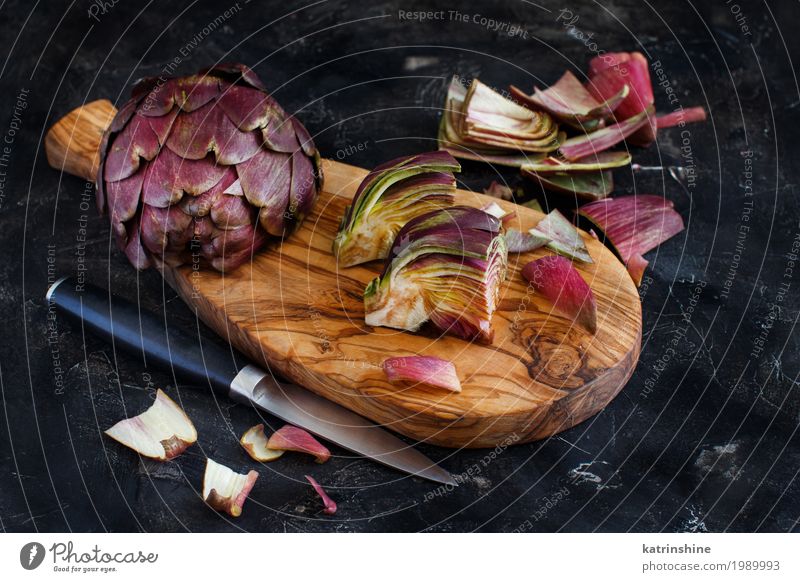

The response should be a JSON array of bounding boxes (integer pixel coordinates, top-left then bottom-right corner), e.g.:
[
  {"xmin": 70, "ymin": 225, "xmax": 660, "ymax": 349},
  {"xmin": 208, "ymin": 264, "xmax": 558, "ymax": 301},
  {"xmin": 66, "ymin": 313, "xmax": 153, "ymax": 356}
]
[{"xmin": 1, "ymin": 0, "xmax": 798, "ymax": 533}]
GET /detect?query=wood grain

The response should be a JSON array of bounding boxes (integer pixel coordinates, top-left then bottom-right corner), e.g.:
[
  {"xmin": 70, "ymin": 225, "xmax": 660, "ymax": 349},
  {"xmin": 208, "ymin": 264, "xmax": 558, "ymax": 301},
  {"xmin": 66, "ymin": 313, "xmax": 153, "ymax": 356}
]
[
  {"xmin": 45, "ymin": 99, "xmax": 116, "ymax": 182},
  {"xmin": 46, "ymin": 100, "xmax": 642, "ymax": 448},
  {"xmin": 164, "ymin": 159, "xmax": 642, "ymax": 448}
]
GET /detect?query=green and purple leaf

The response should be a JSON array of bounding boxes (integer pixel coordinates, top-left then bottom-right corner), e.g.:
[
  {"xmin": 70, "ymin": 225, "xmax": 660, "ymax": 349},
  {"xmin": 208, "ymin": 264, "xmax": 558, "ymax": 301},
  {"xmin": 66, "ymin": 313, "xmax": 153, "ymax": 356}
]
[
  {"xmin": 522, "ymin": 168, "xmax": 614, "ymax": 201},
  {"xmin": 530, "ymin": 209, "xmax": 593, "ymax": 263},
  {"xmin": 505, "ymin": 228, "xmax": 549, "ymax": 253}
]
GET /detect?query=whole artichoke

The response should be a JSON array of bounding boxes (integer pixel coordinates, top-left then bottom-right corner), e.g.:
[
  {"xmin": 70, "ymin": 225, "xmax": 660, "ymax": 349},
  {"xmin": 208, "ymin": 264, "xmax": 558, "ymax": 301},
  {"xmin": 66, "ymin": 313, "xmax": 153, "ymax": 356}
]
[{"xmin": 97, "ymin": 63, "xmax": 322, "ymax": 271}]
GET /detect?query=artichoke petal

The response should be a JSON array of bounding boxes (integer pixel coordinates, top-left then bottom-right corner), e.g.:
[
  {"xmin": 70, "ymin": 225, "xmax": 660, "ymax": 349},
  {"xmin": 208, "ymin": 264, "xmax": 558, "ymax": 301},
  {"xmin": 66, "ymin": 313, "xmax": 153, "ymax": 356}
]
[
  {"xmin": 142, "ymin": 149, "xmax": 228, "ymax": 207},
  {"xmin": 104, "ymin": 113, "xmax": 160, "ymax": 182},
  {"xmin": 210, "ymin": 194, "xmax": 255, "ymax": 231},
  {"xmin": 177, "ymin": 167, "xmax": 237, "ymax": 218},
  {"xmin": 107, "ymin": 164, "xmax": 145, "ymax": 225},
  {"xmin": 123, "ymin": 217, "xmax": 152, "ymax": 270},
  {"xmin": 217, "ymin": 84, "xmax": 278, "ymax": 132},
  {"xmin": 172, "ymin": 75, "xmax": 220, "ymax": 112},
  {"xmin": 237, "ymin": 149, "xmax": 292, "ymax": 236}
]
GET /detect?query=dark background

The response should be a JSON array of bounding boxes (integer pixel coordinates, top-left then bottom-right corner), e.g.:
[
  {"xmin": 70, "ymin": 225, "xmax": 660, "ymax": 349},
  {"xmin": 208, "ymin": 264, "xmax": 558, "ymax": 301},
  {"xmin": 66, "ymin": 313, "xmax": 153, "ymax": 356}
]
[{"xmin": 1, "ymin": 0, "xmax": 798, "ymax": 532}]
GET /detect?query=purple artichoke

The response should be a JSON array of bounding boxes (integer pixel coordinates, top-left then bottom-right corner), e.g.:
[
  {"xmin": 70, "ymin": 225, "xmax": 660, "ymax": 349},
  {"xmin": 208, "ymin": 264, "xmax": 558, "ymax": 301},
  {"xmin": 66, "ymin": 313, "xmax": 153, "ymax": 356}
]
[{"xmin": 97, "ymin": 63, "xmax": 322, "ymax": 271}]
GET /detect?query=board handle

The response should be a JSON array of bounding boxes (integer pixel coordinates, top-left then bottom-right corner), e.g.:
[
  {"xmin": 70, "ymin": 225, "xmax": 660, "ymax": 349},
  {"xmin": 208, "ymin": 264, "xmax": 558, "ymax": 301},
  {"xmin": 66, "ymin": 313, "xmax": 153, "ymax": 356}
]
[{"xmin": 45, "ymin": 99, "xmax": 117, "ymax": 182}]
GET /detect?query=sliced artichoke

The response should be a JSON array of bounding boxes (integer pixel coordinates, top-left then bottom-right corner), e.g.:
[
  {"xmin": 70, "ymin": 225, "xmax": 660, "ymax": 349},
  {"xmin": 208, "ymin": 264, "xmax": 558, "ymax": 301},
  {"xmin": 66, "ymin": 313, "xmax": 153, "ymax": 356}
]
[
  {"xmin": 333, "ymin": 151, "xmax": 460, "ymax": 267},
  {"xmin": 364, "ymin": 206, "xmax": 508, "ymax": 343}
]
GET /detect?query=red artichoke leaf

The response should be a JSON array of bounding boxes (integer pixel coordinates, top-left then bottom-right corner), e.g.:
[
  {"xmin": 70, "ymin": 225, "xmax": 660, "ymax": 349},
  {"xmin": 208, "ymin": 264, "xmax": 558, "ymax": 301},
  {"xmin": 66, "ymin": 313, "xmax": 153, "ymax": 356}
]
[
  {"xmin": 237, "ymin": 149, "xmax": 292, "ymax": 236},
  {"xmin": 205, "ymin": 223, "xmax": 268, "ymax": 264},
  {"xmin": 267, "ymin": 425, "xmax": 331, "ymax": 463},
  {"xmin": 165, "ymin": 101, "xmax": 261, "ymax": 164},
  {"xmin": 577, "ymin": 194, "xmax": 684, "ymax": 261},
  {"xmin": 290, "ymin": 116, "xmax": 317, "ymax": 158},
  {"xmin": 104, "ymin": 113, "xmax": 161, "ymax": 182},
  {"xmin": 206, "ymin": 62, "xmax": 268, "ymax": 92},
  {"xmin": 483, "ymin": 180, "xmax": 514, "ymax": 200},
  {"xmin": 139, "ymin": 204, "xmax": 194, "ymax": 256},
  {"xmin": 383, "ymin": 356, "xmax": 462, "ymax": 393},
  {"xmin": 289, "ymin": 150, "xmax": 317, "ymax": 224},
  {"xmin": 305, "ymin": 475, "xmax": 337, "ymax": 515},
  {"xmin": 626, "ymin": 253, "xmax": 648, "ymax": 286},
  {"xmin": 217, "ymin": 84, "xmax": 276, "ymax": 131},
  {"xmin": 558, "ymin": 106, "xmax": 654, "ymax": 161},
  {"xmin": 530, "ymin": 209, "xmax": 593, "ymax": 263},
  {"xmin": 138, "ymin": 78, "xmax": 178, "ymax": 117},
  {"xmin": 207, "ymin": 227, "xmax": 269, "ymax": 271},
  {"xmin": 210, "ymin": 194, "xmax": 254, "ymax": 230},
  {"xmin": 109, "ymin": 97, "xmax": 139, "ymax": 133},
  {"xmin": 145, "ymin": 107, "xmax": 179, "ymax": 146},
  {"xmin": 123, "ymin": 216, "xmax": 152, "ymax": 270},
  {"xmin": 142, "ymin": 149, "xmax": 228, "ymax": 207},
  {"xmin": 511, "ymin": 71, "xmax": 628, "ymax": 121},
  {"xmin": 107, "ymin": 164, "xmax": 145, "ymax": 225},
  {"xmin": 505, "ymin": 228, "xmax": 549, "ymax": 253},
  {"xmin": 656, "ymin": 106, "xmax": 707, "ymax": 129},
  {"xmin": 172, "ymin": 75, "xmax": 220, "ymax": 112},
  {"xmin": 587, "ymin": 52, "xmax": 656, "ymax": 145},
  {"xmin": 262, "ymin": 116, "xmax": 300, "ymax": 153},
  {"xmin": 522, "ymin": 169, "xmax": 613, "ymax": 201},
  {"xmin": 178, "ymin": 167, "xmax": 237, "ymax": 218},
  {"xmin": 223, "ymin": 179, "xmax": 244, "ymax": 196},
  {"xmin": 521, "ymin": 255, "xmax": 597, "ymax": 334}
]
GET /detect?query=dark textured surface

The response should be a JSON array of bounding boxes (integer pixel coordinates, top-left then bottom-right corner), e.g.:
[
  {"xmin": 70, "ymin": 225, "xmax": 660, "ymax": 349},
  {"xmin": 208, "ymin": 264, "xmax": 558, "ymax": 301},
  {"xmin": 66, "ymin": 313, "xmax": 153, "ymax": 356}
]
[{"xmin": 1, "ymin": 0, "xmax": 799, "ymax": 532}]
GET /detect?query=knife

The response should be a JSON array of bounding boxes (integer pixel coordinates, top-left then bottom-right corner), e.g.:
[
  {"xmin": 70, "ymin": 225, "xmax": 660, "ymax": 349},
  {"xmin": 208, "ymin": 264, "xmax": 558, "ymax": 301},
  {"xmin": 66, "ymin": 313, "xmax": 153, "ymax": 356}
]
[{"xmin": 46, "ymin": 277, "xmax": 455, "ymax": 485}]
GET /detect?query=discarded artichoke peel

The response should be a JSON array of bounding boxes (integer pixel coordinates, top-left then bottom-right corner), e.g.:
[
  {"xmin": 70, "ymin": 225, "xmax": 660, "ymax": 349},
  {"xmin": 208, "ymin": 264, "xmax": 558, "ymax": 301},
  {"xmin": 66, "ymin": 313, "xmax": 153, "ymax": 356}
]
[
  {"xmin": 383, "ymin": 356, "xmax": 462, "ymax": 393},
  {"xmin": 240, "ymin": 424, "xmax": 284, "ymax": 462},
  {"xmin": 104, "ymin": 389, "xmax": 197, "ymax": 460},
  {"xmin": 267, "ymin": 425, "xmax": 331, "ymax": 463},
  {"xmin": 202, "ymin": 458, "xmax": 259, "ymax": 517}
]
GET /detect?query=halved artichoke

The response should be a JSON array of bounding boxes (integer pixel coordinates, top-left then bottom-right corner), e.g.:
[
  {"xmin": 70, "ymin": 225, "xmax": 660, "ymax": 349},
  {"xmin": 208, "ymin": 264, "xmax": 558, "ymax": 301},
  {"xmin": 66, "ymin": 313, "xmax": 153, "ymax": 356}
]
[
  {"xmin": 333, "ymin": 151, "xmax": 460, "ymax": 267},
  {"xmin": 364, "ymin": 206, "xmax": 508, "ymax": 343},
  {"xmin": 98, "ymin": 63, "xmax": 322, "ymax": 271}
]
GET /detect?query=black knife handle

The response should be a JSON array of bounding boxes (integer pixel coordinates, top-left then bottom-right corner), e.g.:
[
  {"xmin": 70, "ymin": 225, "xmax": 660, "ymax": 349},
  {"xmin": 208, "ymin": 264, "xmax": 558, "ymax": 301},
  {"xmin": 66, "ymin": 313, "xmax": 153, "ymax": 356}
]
[{"xmin": 46, "ymin": 277, "xmax": 238, "ymax": 396}]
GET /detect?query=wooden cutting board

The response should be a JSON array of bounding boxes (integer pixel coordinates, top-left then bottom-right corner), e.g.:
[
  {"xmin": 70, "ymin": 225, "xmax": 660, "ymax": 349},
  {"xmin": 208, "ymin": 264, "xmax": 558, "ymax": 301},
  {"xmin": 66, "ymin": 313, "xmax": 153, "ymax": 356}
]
[
  {"xmin": 47, "ymin": 100, "xmax": 641, "ymax": 448},
  {"xmin": 165, "ymin": 159, "xmax": 641, "ymax": 448}
]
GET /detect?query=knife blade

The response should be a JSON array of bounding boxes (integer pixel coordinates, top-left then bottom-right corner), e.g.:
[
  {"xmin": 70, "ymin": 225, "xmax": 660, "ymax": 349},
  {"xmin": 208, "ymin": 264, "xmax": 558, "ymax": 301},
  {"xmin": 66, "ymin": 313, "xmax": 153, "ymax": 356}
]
[
  {"xmin": 230, "ymin": 365, "xmax": 455, "ymax": 484},
  {"xmin": 47, "ymin": 277, "xmax": 455, "ymax": 485}
]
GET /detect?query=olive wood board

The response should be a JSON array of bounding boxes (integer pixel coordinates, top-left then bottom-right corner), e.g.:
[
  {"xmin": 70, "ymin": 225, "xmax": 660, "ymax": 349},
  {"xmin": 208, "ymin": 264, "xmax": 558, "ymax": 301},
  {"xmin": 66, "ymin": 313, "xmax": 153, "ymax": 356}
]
[{"xmin": 163, "ymin": 159, "xmax": 642, "ymax": 448}]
